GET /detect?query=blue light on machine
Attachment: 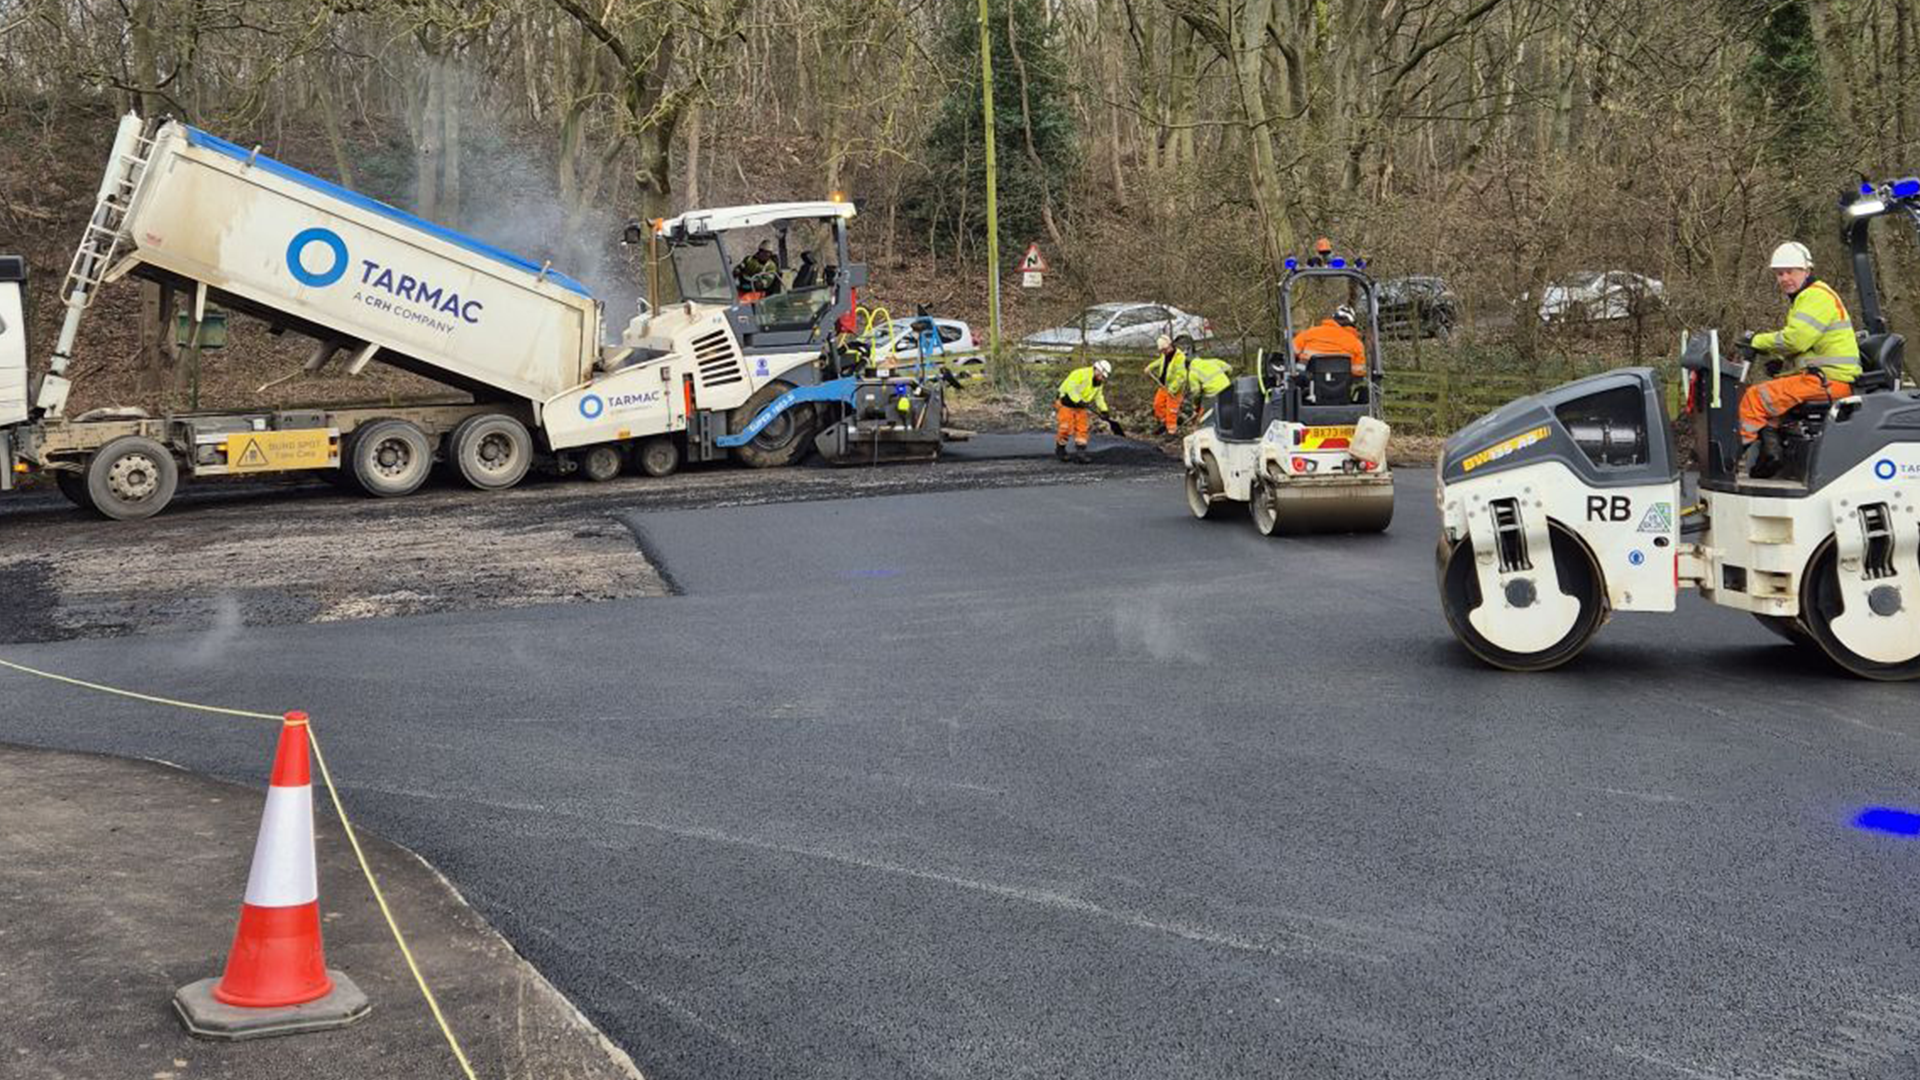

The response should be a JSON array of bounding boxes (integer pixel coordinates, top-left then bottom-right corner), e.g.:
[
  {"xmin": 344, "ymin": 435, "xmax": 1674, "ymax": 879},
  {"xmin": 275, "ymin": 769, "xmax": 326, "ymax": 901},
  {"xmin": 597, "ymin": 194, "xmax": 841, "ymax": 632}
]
[
  {"xmin": 1355, "ymin": 258, "xmax": 1367, "ymax": 269},
  {"xmin": 1893, "ymin": 177, "xmax": 1920, "ymax": 198},
  {"xmin": 1330, "ymin": 258, "xmax": 1346, "ymax": 268},
  {"xmin": 1863, "ymin": 182, "xmax": 1876, "ymax": 195},
  {"xmin": 1284, "ymin": 258, "xmax": 1298, "ymax": 270},
  {"xmin": 1854, "ymin": 806, "xmax": 1920, "ymax": 836}
]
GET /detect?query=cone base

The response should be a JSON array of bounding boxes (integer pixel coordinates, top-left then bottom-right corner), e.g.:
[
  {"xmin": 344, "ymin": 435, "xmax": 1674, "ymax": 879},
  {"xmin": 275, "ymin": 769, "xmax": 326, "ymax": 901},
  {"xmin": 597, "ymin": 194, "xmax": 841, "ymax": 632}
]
[{"xmin": 173, "ymin": 970, "xmax": 370, "ymax": 1041}]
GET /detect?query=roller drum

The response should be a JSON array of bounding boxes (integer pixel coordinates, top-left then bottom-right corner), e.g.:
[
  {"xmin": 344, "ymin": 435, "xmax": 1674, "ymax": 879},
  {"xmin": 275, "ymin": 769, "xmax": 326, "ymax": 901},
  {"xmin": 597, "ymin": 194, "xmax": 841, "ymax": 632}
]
[{"xmin": 1263, "ymin": 477, "xmax": 1395, "ymax": 534}]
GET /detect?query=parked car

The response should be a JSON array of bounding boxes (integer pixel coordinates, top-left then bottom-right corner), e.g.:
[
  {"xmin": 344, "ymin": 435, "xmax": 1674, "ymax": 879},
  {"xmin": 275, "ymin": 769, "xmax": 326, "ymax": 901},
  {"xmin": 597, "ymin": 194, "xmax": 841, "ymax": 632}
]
[
  {"xmin": 1376, "ymin": 276, "xmax": 1459, "ymax": 339},
  {"xmin": 865, "ymin": 316, "xmax": 985, "ymax": 377},
  {"xmin": 1535, "ymin": 271, "xmax": 1664, "ymax": 323},
  {"xmin": 1019, "ymin": 302, "xmax": 1214, "ymax": 359}
]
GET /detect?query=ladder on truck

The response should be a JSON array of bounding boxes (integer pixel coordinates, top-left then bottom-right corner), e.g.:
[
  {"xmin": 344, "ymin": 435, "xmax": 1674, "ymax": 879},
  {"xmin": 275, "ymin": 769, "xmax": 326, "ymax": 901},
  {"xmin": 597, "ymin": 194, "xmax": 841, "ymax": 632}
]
[{"xmin": 37, "ymin": 113, "xmax": 161, "ymax": 418}]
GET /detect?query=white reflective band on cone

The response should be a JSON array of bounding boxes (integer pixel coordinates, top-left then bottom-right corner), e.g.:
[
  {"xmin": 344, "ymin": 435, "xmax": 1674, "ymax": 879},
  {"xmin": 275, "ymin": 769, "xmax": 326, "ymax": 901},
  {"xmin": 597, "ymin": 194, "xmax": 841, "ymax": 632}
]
[{"xmin": 242, "ymin": 784, "xmax": 318, "ymax": 907}]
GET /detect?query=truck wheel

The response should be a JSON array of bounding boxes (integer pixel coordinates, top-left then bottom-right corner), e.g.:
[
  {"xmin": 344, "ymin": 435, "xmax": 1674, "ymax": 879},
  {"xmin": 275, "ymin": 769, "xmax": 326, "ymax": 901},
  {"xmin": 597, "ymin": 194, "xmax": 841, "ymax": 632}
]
[
  {"xmin": 449, "ymin": 413, "xmax": 533, "ymax": 491},
  {"xmin": 580, "ymin": 444, "xmax": 623, "ymax": 483},
  {"xmin": 54, "ymin": 468, "xmax": 92, "ymax": 509},
  {"xmin": 729, "ymin": 381, "xmax": 817, "ymax": 469},
  {"xmin": 637, "ymin": 436, "xmax": 680, "ymax": 478},
  {"xmin": 85, "ymin": 436, "xmax": 178, "ymax": 521},
  {"xmin": 350, "ymin": 419, "xmax": 433, "ymax": 497}
]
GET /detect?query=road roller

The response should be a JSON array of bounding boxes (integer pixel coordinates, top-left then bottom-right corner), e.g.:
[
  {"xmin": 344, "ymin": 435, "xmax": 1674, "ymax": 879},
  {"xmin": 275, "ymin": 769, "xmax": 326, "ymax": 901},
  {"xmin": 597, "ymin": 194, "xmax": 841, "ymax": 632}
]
[
  {"xmin": 1434, "ymin": 330, "xmax": 1919, "ymax": 679},
  {"xmin": 1437, "ymin": 181, "xmax": 1920, "ymax": 679},
  {"xmin": 1182, "ymin": 259, "xmax": 1395, "ymax": 534}
]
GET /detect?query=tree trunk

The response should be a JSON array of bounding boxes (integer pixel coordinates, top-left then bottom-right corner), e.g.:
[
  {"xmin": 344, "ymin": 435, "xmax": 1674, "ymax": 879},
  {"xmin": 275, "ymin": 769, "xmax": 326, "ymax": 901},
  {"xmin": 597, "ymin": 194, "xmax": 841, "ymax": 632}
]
[
  {"xmin": 1229, "ymin": 0, "xmax": 1293, "ymax": 271},
  {"xmin": 318, "ymin": 82, "xmax": 356, "ymax": 189},
  {"xmin": 441, "ymin": 60, "xmax": 463, "ymax": 228},
  {"xmin": 129, "ymin": 0, "xmax": 160, "ymax": 115},
  {"xmin": 683, "ymin": 101, "xmax": 703, "ymax": 208},
  {"xmin": 136, "ymin": 283, "xmax": 174, "ymax": 396},
  {"xmin": 412, "ymin": 59, "xmax": 443, "ymax": 221},
  {"xmin": 1005, "ymin": 0, "xmax": 1066, "ymax": 246},
  {"xmin": 635, "ymin": 121, "xmax": 675, "ymax": 221}
]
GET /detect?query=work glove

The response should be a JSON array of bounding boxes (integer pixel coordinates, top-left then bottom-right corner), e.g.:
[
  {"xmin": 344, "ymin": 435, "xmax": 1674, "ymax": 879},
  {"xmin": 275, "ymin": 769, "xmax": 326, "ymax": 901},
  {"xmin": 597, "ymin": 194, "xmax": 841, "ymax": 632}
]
[{"xmin": 1058, "ymin": 396, "xmax": 1073, "ymax": 409}]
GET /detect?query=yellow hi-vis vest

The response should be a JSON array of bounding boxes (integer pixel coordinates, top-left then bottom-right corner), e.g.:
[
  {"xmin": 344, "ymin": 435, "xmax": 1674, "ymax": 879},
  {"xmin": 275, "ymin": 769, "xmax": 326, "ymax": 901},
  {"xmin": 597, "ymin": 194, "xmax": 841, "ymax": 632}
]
[
  {"xmin": 1146, "ymin": 349, "xmax": 1188, "ymax": 390},
  {"xmin": 1753, "ymin": 278, "xmax": 1862, "ymax": 383},
  {"xmin": 1058, "ymin": 367, "xmax": 1110, "ymax": 413},
  {"xmin": 1185, "ymin": 356, "xmax": 1232, "ymax": 397}
]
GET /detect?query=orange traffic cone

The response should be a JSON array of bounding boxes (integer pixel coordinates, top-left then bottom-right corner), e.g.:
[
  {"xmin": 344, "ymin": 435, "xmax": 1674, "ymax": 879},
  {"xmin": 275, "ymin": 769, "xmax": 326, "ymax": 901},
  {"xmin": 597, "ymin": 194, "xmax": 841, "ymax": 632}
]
[{"xmin": 174, "ymin": 712, "xmax": 370, "ymax": 1040}]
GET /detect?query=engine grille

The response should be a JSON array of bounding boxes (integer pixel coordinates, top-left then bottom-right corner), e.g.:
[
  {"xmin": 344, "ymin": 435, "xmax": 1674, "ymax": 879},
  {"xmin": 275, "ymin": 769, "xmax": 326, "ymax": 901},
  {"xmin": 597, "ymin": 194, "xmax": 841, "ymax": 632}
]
[{"xmin": 693, "ymin": 330, "xmax": 743, "ymax": 389}]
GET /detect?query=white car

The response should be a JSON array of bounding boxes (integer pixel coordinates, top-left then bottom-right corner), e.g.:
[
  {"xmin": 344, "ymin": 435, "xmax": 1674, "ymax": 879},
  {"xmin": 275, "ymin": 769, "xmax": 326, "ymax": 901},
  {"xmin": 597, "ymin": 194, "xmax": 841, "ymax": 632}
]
[
  {"xmin": 868, "ymin": 316, "xmax": 983, "ymax": 376},
  {"xmin": 1536, "ymin": 271, "xmax": 1665, "ymax": 323},
  {"xmin": 1019, "ymin": 302, "xmax": 1214, "ymax": 359}
]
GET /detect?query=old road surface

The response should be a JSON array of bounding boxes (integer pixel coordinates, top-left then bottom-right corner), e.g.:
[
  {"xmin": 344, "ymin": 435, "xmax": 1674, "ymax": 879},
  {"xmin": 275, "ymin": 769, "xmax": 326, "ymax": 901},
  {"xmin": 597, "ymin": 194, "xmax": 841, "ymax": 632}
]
[{"xmin": 4, "ymin": 457, "xmax": 1919, "ymax": 1079}]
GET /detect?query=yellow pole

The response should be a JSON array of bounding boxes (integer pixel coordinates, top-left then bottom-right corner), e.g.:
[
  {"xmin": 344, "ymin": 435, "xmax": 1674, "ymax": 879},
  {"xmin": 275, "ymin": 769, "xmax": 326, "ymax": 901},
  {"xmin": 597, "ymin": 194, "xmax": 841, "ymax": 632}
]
[{"xmin": 977, "ymin": 0, "xmax": 1003, "ymax": 374}]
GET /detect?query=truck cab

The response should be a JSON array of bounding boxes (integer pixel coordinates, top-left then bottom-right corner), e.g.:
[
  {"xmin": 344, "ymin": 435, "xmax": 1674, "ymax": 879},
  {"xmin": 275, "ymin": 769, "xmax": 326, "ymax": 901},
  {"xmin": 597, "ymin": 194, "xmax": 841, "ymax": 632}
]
[{"xmin": 639, "ymin": 202, "xmax": 866, "ymax": 372}]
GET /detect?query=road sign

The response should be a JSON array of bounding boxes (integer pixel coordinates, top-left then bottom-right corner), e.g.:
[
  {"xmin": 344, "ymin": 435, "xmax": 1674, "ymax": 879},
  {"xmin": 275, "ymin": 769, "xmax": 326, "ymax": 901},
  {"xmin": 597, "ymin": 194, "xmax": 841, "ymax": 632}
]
[{"xmin": 1019, "ymin": 244, "xmax": 1047, "ymax": 288}]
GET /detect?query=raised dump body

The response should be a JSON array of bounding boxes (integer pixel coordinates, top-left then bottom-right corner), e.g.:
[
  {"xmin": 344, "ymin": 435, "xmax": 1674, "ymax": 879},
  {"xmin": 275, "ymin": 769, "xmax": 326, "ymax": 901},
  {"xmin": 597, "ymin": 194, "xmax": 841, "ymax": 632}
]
[{"xmin": 116, "ymin": 118, "xmax": 601, "ymax": 407}]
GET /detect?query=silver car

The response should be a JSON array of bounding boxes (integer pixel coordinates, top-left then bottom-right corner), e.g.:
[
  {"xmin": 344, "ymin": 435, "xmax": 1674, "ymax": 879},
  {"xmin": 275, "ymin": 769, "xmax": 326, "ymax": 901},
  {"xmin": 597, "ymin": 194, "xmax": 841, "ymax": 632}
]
[
  {"xmin": 1019, "ymin": 302, "xmax": 1214, "ymax": 359},
  {"xmin": 1536, "ymin": 271, "xmax": 1665, "ymax": 323}
]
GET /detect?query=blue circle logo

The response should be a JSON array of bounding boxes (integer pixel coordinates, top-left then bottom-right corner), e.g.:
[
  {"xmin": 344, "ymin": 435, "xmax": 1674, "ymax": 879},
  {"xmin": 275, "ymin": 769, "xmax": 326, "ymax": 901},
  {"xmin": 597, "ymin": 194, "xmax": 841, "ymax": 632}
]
[
  {"xmin": 1628, "ymin": 550, "xmax": 1646, "ymax": 567},
  {"xmin": 286, "ymin": 228, "xmax": 348, "ymax": 287},
  {"xmin": 578, "ymin": 394, "xmax": 604, "ymax": 420},
  {"xmin": 1876, "ymin": 458, "xmax": 1898, "ymax": 480}
]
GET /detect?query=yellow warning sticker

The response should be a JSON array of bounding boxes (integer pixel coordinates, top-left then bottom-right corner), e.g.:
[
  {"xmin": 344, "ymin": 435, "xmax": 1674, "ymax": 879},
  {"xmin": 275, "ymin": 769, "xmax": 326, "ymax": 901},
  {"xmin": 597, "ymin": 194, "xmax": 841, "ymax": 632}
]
[
  {"xmin": 1461, "ymin": 425, "xmax": 1550, "ymax": 473},
  {"xmin": 227, "ymin": 429, "xmax": 336, "ymax": 473},
  {"xmin": 1299, "ymin": 425, "xmax": 1356, "ymax": 450}
]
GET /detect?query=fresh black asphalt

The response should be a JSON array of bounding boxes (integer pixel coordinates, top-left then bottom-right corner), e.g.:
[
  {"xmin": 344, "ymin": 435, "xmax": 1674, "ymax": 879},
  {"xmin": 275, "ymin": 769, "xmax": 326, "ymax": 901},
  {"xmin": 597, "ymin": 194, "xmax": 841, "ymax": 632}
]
[{"xmin": 3, "ymin": 460, "xmax": 1918, "ymax": 1078}]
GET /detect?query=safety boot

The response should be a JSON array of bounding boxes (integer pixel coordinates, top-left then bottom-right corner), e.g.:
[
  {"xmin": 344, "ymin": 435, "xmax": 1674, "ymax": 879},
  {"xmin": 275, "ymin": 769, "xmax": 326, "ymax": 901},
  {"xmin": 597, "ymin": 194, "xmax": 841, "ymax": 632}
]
[
  {"xmin": 1054, "ymin": 443, "xmax": 1068, "ymax": 461},
  {"xmin": 1073, "ymin": 448, "xmax": 1093, "ymax": 465},
  {"xmin": 1751, "ymin": 428, "xmax": 1785, "ymax": 480}
]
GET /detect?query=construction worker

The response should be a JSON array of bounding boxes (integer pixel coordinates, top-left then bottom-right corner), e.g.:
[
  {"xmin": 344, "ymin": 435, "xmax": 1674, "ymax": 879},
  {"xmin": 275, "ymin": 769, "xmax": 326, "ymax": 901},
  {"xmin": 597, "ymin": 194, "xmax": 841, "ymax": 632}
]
[
  {"xmin": 1184, "ymin": 354, "xmax": 1233, "ymax": 421},
  {"xmin": 1737, "ymin": 242, "xmax": 1862, "ymax": 477},
  {"xmin": 736, "ymin": 241, "xmax": 781, "ymax": 297},
  {"xmin": 1144, "ymin": 334, "xmax": 1188, "ymax": 435},
  {"xmin": 1291, "ymin": 304, "xmax": 1367, "ymax": 378},
  {"xmin": 1056, "ymin": 360, "xmax": 1123, "ymax": 463}
]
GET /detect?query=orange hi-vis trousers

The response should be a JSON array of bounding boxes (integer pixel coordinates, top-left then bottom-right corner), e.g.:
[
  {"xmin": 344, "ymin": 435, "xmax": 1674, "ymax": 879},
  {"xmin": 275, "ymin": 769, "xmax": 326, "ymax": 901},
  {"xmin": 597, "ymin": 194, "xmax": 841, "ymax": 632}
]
[
  {"xmin": 1055, "ymin": 404, "xmax": 1091, "ymax": 448},
  {"xmin": 1738, "ymin": 371, "xmax": 1851, "ymax": 444},
  {"xmin": 1151, "ymin": 387, "xmax": 1184, "ymax": 434}
]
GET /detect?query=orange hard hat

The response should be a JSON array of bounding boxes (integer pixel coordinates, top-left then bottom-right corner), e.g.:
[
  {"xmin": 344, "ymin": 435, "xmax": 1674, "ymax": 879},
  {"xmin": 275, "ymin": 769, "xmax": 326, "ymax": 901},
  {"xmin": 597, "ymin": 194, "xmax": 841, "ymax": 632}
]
[{"xmin": 1314, "ymin": 237, "xmax": 1333, "ymax": 255}]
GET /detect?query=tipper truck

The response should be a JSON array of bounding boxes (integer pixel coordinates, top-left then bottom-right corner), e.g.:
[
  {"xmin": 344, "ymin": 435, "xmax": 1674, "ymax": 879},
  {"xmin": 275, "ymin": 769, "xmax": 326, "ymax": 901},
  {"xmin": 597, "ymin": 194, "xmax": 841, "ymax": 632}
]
[{"xmin": 0, "ymin": 113, "xmax": 950, "ymax": 519}]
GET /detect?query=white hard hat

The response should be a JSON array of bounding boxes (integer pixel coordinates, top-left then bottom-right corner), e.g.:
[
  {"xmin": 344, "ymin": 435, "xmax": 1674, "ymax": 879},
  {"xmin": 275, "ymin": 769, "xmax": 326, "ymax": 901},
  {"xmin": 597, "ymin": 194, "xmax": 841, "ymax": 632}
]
[
  {"xmin": 1334, "ymin": 304, "xmax": 1356, "ymax": 325},
  {"xmin": 1093, "ymin": 360, "xmax": 1112, "ymax": 377},
  {"xmin": 1156, "ymin": 334, "xmax": 1172, "ymax": 350},
  {"xmin": 1769, "ymin": 242, "xmax": 1813, "ymax": 270}
]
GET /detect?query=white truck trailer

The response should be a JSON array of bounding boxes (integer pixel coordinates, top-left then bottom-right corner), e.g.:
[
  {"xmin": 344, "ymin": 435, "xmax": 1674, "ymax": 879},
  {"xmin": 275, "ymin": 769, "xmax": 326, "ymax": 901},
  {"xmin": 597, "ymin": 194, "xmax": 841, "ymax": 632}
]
[{"xmin": 1, "ymin": 113, "xmax": 935, "ymax": 519}]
